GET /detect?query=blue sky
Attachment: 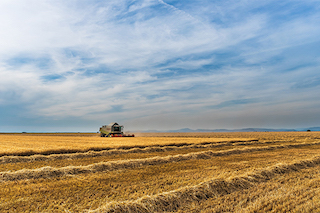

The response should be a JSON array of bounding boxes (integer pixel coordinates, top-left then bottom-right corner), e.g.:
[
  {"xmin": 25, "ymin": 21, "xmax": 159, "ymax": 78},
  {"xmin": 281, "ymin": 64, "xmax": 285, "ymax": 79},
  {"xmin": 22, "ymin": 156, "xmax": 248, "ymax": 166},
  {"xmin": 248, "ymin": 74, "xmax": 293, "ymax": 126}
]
[{"xmin": 0, "ymin": 0, "xmax": 320, "ymax": 132}]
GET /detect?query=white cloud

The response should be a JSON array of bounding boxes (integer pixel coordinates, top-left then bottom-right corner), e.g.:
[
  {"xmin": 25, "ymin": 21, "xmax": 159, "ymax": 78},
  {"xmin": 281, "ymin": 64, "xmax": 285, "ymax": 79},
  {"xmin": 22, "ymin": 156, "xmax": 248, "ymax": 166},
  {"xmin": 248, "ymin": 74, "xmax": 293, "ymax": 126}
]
[{"xmin": 0, "ymin": 0, "xmax": 320, "ymax": 131}]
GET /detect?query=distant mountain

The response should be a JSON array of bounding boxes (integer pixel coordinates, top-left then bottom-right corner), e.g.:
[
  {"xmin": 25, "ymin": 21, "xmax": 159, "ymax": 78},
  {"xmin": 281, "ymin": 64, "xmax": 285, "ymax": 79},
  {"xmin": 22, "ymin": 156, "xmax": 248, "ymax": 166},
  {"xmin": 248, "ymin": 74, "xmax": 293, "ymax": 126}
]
[
  {"xmin": 167, "ymin": 128, "xmax": 297, "ymax": 133},
  {"xmin": 296, "ymin": 127, "xmax": 320, "ymax": 131},
  {"xmin": 235, "ymin": 128, "xmax": 297, "ymax": 132},
  {"xmin": 141, "ymin": 127, "xmax": 320, "ymax": 133},
  {"xmin": 308, "ymin": 127, "xmax": 320, "ymax": 131},
  {"xmin": 168, "ymin": 128, "xmax": 196, "ymax": 132}
]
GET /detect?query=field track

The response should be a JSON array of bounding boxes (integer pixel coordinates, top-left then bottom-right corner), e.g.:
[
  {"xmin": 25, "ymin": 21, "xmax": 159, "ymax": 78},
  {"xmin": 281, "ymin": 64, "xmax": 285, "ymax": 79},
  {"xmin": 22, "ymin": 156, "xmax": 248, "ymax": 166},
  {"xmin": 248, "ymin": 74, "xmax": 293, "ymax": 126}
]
[
  {"xmin": 89, "ymin": 155, "xmax": 320, "ymax": 213},
  {"xmin": 1, "ymin": 141, "xmax": 320, "ymax": 181},
  {"xmin": 1, "ymin": 132, "xmax": 320, "ymax": 212},
  {"xmin": 1, "ymin": 139, "xmax": 288, "ymax": 164}
]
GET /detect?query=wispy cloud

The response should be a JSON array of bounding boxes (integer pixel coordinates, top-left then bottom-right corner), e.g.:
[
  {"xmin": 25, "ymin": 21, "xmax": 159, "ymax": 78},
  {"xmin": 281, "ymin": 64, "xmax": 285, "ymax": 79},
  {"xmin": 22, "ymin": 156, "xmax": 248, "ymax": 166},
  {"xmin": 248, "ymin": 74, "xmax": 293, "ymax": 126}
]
[{"xmin": 0, "ymin": 0, "xmax": 320, "ymax": 131}]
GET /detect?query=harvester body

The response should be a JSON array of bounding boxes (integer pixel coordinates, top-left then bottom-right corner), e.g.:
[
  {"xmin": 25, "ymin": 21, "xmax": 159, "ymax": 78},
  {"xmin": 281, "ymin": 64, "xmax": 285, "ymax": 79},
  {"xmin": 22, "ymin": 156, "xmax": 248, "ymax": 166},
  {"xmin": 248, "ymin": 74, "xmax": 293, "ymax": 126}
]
[{"xmin": 99, "ymin": 122, "xmax": 134, "ymax": 137}]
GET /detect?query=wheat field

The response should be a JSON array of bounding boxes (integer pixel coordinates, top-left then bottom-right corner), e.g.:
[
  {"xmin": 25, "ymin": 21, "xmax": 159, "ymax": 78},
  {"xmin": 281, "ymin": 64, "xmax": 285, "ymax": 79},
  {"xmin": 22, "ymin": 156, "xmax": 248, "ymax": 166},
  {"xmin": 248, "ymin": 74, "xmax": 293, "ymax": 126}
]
[{"xmin": 0, "ymin": 132, "xmax": 320, "ymax": 212}]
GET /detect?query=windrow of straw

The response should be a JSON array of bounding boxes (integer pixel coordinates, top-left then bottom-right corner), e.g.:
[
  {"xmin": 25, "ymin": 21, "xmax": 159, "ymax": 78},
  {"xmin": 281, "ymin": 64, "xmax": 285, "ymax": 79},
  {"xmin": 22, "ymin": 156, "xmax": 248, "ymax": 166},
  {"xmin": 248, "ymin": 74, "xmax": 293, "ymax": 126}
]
[
  {"xmin": 0, "ymin": 140, "xmax": 264, "ymax": 157},
  {"xmin": 0, "ymin": 139, "xmax": 260, "ymax": 157},
  {"xmin": 0, "ymin": 139, "xmax": 287, "ymax": 164},
  {"xmin": 1, "ymin": 142, "xmax": 319, "ymax": 182},
  {"xmin": 89, "ymin": 155, "xmax": 320, "ymax": 213}
]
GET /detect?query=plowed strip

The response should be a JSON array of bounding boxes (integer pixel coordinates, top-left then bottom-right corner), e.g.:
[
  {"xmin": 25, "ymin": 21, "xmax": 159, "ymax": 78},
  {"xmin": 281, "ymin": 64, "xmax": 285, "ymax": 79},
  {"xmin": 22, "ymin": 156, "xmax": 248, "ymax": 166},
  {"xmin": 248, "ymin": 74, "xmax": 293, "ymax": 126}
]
[
  {"xmin": 89, "ymin": 155, "xmax": 320, "ymax": 213},
  {"xmin": 1, "ymin": 142, "xmax": 319, "ymax": 182},
  {"xmin": 0, "ymin": 140, "xmax": 295, "ymax": 164}
]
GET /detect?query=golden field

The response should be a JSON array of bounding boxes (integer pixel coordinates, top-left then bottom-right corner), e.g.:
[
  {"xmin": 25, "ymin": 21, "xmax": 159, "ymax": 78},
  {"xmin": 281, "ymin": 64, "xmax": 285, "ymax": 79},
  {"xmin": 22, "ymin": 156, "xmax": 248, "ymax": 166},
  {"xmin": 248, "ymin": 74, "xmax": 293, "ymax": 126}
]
[
  {"xmin": 0, "ymin": 133, "xmax": 250, "ymax": 156},
  {"xmin": 0, "ymin": 132, "xmax": 320, "ymax": 212}
]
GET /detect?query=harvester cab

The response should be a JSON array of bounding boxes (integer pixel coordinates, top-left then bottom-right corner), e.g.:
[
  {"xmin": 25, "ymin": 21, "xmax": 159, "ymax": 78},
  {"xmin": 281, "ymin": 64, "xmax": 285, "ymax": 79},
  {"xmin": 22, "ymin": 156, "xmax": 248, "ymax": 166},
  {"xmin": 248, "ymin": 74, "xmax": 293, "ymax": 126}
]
[{"xmin": 99, "ymin": 122, "xmax": 134, "ymax": 137}]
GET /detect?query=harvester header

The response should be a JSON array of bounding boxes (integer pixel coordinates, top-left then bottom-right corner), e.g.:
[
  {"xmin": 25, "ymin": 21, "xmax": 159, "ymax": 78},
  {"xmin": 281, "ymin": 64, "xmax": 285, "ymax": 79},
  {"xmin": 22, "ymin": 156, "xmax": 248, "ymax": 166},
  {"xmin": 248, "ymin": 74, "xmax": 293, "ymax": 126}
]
[{"xmin": 99, "ymin": 122, "xmax": 134, "ymax": 137}]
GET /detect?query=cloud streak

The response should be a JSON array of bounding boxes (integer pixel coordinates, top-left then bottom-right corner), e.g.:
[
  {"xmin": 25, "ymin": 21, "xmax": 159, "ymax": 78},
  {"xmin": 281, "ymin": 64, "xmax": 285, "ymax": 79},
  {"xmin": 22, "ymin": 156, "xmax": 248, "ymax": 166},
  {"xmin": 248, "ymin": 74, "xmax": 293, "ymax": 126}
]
[{"xmin": 0, "ymin": 0, "xmax": 320, "ymax": 132}]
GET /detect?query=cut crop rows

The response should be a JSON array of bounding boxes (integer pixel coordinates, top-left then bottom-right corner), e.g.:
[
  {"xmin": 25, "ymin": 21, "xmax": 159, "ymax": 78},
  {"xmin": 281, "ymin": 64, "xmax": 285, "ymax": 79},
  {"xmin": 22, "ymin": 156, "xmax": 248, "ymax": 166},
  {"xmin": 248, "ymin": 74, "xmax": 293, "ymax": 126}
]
[
  {"xmin": 89, "ymin": 155, "xmax": 320, "ymax": 213},
  {"xmin": 1, "ymin": 141, "xmax": 320, "ymax": 182},
  {"xmin": 1, "ymin": 132, "xmax": 320, "ymax": 212},
  {"xmin": 0, "ymin": 139, "xmax": 300, "ymax": 165}
]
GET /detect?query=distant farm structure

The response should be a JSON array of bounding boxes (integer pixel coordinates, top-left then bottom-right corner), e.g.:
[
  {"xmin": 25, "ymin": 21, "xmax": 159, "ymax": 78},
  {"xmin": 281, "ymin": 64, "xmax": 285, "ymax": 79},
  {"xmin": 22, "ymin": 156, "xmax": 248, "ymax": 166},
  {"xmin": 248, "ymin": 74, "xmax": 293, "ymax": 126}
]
[{"xmin": 99, "ymin": 122, "xmax": 134, "ymax": 137}]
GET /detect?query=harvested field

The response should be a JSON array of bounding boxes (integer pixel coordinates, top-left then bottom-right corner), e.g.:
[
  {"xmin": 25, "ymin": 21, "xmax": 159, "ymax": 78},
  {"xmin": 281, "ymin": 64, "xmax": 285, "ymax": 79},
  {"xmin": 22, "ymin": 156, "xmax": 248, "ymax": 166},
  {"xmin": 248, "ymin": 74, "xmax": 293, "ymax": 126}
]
[
  {"xmin": 0, "ymin": 132, "xmax": 320, "ymax": 212},
  {"xmin": 0, "ymin": 133, "xmax": 252, "ymax": 156}
]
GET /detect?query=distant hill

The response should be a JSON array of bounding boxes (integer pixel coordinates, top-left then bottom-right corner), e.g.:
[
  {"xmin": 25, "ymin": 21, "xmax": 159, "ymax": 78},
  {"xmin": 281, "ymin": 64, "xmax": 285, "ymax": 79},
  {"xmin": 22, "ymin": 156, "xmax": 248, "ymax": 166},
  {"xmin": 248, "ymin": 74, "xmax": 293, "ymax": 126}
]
[
  {"xmin": 297, "ymin": 127, "xmax": 320, "ymax": 131},
  {"xmin": 142, "ymin": 127, "xmax": 320, "ymax": 133},
  {"xmin": 167, "ymin": 128, "xmax": 297, "ymax": 132}
]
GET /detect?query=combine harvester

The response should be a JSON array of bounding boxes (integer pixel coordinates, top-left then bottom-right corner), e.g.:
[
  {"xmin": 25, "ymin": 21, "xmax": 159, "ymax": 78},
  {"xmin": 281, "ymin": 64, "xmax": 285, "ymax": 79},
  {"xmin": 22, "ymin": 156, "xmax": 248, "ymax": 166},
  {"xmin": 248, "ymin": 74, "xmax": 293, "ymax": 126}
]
[{"xmin": 99, "ymin": 122, "xmax": 134, "ymax": 137}]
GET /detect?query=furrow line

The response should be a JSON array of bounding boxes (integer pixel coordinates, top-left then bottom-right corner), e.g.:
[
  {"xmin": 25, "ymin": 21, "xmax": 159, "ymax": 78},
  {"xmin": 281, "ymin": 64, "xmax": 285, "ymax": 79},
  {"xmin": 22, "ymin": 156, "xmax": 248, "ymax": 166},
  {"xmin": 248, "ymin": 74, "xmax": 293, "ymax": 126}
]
[
  {"xmin": 1, "ymin": 140, "xmax": 255, "ymax": 157},
  {"xmin": 0, "ymin": 140, "xmax": 286, "ymax": 164},
  {"xmin": 0, "ymin": 142, "xmax": 319, "ymax": 182},
  {"xmin": 88, "ymin": 155, "xmax": 320, "ymax": 213}
]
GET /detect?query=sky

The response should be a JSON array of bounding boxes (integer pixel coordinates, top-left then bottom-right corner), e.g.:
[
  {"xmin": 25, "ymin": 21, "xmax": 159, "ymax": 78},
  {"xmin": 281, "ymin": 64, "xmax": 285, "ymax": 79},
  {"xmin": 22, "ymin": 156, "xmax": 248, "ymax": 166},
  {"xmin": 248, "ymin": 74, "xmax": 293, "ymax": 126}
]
[{"xmin": 0, "ymin": 0, "xmax": 320, "ymax": 132}]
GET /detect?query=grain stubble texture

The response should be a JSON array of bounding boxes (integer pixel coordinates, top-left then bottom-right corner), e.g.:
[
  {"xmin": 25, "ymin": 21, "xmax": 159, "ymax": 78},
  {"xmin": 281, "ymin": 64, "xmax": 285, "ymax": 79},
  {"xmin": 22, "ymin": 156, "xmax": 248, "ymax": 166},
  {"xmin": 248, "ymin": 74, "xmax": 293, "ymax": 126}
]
[{"xmin": 1, "ymin": 132, "xmax": 320, "ymax": 212}]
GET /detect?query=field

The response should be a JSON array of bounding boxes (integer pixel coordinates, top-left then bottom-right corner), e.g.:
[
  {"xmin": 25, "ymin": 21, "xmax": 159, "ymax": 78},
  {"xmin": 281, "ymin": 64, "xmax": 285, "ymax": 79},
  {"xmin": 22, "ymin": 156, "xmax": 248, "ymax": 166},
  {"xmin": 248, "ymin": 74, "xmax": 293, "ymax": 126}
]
[{"xmin": 1, "ymin": 132, "xmax": 320, "ymax": 212}]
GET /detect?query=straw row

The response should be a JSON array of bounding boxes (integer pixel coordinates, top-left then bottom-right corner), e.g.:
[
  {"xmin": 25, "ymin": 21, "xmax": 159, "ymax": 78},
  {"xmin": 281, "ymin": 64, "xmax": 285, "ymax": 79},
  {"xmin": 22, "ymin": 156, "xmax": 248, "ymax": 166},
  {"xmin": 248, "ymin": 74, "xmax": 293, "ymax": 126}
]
[
  {"xmin": 1, "ymin": 141, "xmax": 319, "ymax": 182},
  {"xmin": 0, "ymin": 139, "xmax": 284, "ymax": 164},
  {"xmin": 0, "ymin": 139, "xmax": 260, "ymax": 157},
  {"xmin": 89, "ymin": 155, "xmax": 320, "ymax": 212}
]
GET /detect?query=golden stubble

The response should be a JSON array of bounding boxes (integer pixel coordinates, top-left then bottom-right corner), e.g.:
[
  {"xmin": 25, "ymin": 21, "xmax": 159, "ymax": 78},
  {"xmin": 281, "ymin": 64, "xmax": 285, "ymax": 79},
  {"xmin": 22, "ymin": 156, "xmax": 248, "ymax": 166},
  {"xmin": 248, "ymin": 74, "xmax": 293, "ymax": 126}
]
[{"xmin": 0, "ymin": 132, "xmax": 320, "ymax": 212}]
